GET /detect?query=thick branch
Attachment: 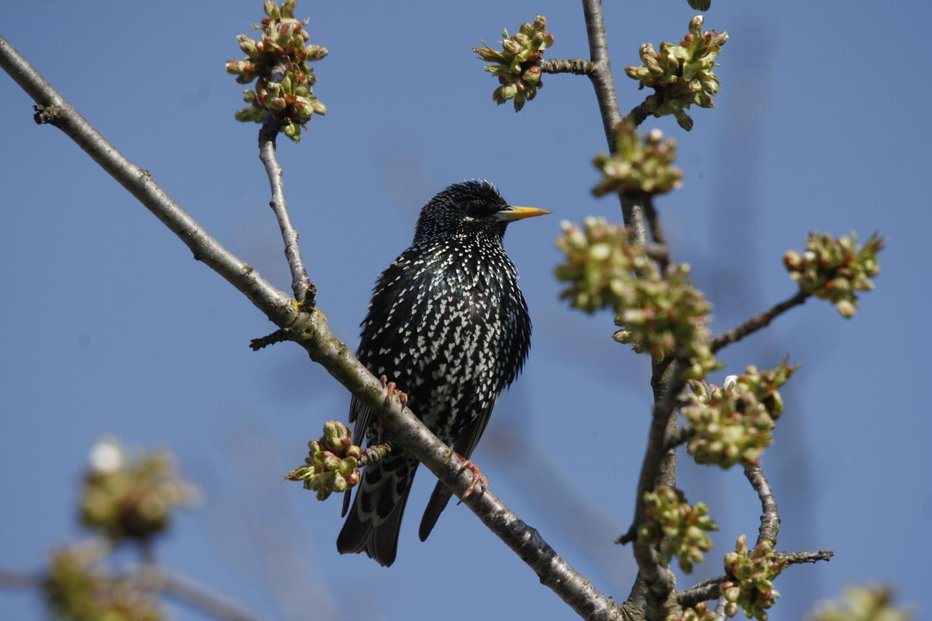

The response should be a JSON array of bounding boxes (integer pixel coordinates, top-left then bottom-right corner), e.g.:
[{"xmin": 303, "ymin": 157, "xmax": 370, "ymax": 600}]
[
  {"xmin": 745, "ymin": 464, "xmax": 779, "ymax": 546},
  {"xmin": 711, "ymin": 290, "xmax": 808, "ymax": 353},
  {"xmin": 625, "ymin": 359, "xmax": 686, "ymax": 619},
  {"xmin": 0, "ymin": 36, "xmax": 621, "ymax": 621}
]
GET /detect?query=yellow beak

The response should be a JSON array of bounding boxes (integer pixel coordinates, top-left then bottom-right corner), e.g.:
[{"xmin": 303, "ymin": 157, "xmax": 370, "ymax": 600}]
[{"xmin": 494, "ymin": 205, "xmax": 552, "ymax": 222}]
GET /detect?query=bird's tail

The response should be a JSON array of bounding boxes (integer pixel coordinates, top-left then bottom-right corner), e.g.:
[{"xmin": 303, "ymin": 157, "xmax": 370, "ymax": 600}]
[
  {"xmin": 418, "ymin": 480, "xmax": 455, "ymax": 542},
  {"xmin": 337, "ymin": 455, "xmax": 419, "ymax": 567}
]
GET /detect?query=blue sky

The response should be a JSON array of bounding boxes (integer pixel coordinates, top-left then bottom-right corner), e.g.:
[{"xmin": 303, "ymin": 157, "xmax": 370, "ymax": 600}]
[{"xmin": 2, "ymin": 1, "xmax": 930, "ymax": 620}]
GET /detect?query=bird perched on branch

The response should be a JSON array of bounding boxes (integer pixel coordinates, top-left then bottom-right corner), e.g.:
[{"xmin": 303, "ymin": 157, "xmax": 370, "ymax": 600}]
[{"xmin": 337, "ymin": 180, "xmax": 549, "ymax": 566}]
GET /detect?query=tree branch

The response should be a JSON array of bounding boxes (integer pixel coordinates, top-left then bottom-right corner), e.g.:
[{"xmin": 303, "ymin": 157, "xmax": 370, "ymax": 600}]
[
  {"xmin": 540, "ymin": 58, "xmax": 595, "ymax": 75},
  {"xmin": 643, "ymin": 197, "xmax": 671, "ymax": 273},
  {"xmin": 744, "ymin": 464, "xmax": 779, "ymax": 547},
  {"xmin": 710, "ymin": 290, "xmax": 809, "ymax": 353},
  {"xmin": 0, "ymin": 35, "xmax": 623, "ymax": 621},
  {"xmin": 0, "ymin": 568, "xmax": 40, "ymax": 589},
  {"xmin": 0, "ymin": 37, "xmax": 296, "ymax": 330},
  {"xmin": 675, "ymin": 550, "xmax": 834, "ymax": 608},
  {"xmin": 581, "ymin": 0, "xmax": 648, "ymax": 244},
  {"xmin": 257, "ymin": 58, "xmax": 314, "ymax": 308},
  {"xmin": 623, "ymin": 100, "xmax": 653, "ymax": 127},
  {"xmin": 152, "ymin": 568, "xmax": 267, "ymax": 621},
  {"xmin": 625, "ymin": 359, "xmax": 687, "ymax": 619},
  {"xmin": 259, "ymin": 120, "xmax": 315, "ymax": 308}
]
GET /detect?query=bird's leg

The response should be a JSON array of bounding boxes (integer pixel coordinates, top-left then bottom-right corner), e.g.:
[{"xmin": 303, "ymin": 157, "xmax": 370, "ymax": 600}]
[{"xmin": 455, "ymin": 453, "xmax": 488, "ymax": 500}]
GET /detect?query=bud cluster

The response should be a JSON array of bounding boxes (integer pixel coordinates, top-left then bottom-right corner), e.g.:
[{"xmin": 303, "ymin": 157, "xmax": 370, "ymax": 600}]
[
  {"xmin": 807, "ymin": 585, "xmax": 911, "ymax": 621},
  {"xmin": 474, "ymin": 15, "xmax": 554, "ymax": 112},
  {"xmin": 722, "ymin": 536, "xmax": 786, "ymax": 621},
  {"xmin": 638, "ymin": 487, "xmax": 717, "ymax": 574},
  {"xmin": 624, "ymin": 16, "xmax": 728, "ymax": 131},
  {"xmin": 554, "ymin": 218, "xmax": 720, "ymax": 379},
  {"xmin": 554, "ymin": 217, "xmax": 646, "ymax": 313},
  {"xmin": 612, "ymin": 262, "xmax": 720, "ymax": 380},
  {"xmin": 44, "ymin": 545, "xmax": 163, "ymax": 621},
  {"xmin": 668, "ymin": 602, "xmax": 716, "ymax": 621},
  {"xmin": 226, "ymin": 0, "xmax": 328, "ymax": 141},
  {"xmin": 784, "ymin": 232, "xmax": 884, "ymax": 318},
  {"xmin": 80, "ymin": 441, "xmax": 195, "ymax": 543},
  {"xmin": 684, "ymin": 361, "xmax": 796, "ymax": 468},
  {"xmin": 592, "ymin": 120, "xmax": 684, "ymax": 197},
  {"xmin": 286, "ymin": 420, "xmax": 362, "ymax": 500}
]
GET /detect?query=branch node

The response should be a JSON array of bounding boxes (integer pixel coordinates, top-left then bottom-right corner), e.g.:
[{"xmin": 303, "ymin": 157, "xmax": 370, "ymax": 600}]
[
  {"xmin": 33, "ymin": 103, "xmax": 61, "ymax": 124},
  {"xmin": 249, "ymin": 329, "xmax": 291, "ymax": 351}
]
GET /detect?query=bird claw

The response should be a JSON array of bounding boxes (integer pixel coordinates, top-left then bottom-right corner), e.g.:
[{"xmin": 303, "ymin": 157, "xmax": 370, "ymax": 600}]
[
  {"xmin": 455, "ymin": 454, "xmax": 487, "ymax": 501},
  {"xmin": 380, "ymin": 375, "xmax": 408, "ymax": 406}
]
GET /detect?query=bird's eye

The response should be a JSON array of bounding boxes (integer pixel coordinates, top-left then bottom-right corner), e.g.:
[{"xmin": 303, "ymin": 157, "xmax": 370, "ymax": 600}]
[{"xmin": 464, "ymin": 199, "xmax": 502, "ymax": 219}]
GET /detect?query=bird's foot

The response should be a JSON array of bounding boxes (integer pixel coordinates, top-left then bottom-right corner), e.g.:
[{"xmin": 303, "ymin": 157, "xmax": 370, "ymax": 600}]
[
  {"xmin": 380, "ymin": 374, "xmax": 408, "ymax": 407},
  {"xmin": 455, "ymin": 453, "xmax": 487, "ymax": 500}
]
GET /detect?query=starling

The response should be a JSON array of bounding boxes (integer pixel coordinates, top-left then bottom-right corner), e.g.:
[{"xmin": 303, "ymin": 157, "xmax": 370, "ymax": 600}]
[{"xmin": 336, "ymin": 180, "xmax": 549, "ymax": 566}]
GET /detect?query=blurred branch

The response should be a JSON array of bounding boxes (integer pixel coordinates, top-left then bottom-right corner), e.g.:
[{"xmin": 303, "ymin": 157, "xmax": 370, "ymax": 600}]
[
  {"xmin": 711, "ymin": 290, "xmax": 809, "ymax": 353},
  {"xmin": 0, "ymin": 564, "xmax": 265, "ymax": 621},
  {"xmin": 0, "ymin": 35, "xmax": 624, "ymax": 621},
  {"xmin": 152, "ymin": 567, "xmax": 267, "ymax": 621},
  {"xmin": 0, "ymin": 568, "xmax": 40, "ymax": 589}
]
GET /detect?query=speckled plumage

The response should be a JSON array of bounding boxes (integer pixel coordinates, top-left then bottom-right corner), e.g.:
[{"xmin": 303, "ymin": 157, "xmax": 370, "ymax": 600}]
[{"xmin": 336, "ymin": 180, "xmax": 542, "ymax": 566}]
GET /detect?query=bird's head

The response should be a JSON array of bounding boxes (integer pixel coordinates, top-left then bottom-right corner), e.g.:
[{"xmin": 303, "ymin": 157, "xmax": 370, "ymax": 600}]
[{"xmin": 413, "ymin": 180, "xmax": 550, "ymax": 243}]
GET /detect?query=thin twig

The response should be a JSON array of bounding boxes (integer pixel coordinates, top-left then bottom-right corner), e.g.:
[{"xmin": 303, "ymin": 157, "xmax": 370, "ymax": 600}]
[
  {"xmin": 0, "ymin": 38, "xmax": 294, "ymax": 328},
  {"xmin": 258, "ymin": 60, "xmax": 314, "ymax": 308},
  {"xmin": 675, "ymin": 576, "xmax": 722, "ymax": 608},
  {"xmin": 676, "ymin": 550, "xmax": 834, "ymax": 608},
  {"xmin": 250, "ymin": 328, "xmax": 290, "ymax": 350},
  {"xmin": 776, "ymin": 549, "xmax": 834, "ymax": 565},
  {"xmin": 663, "ymin": 423, "xmax": 694, "ymax": 452},
  {"xmin": 540, "ymin": 58, "xmax": 595, "ymax": 75},
  {"xmin": 0, "ymin": 568, "xmax": 41, "ymax": 589},
  {"xmin": 0, "ymin": 36, "xmax": 623, "ymax": 621},
  {"xmin": 623, "ymin": 100, "xmax": 653, "ymax": 127},
  {"xmin": 581, "ymin": 0, "xmax": 648, "ymax": 245},
  {"xmin": 711, "ymin": 290, "xmax": 809, "ymax": 353},
  {"xmin": 713, "ymin": 597, "xmax": 728, "ymax": 620},
  {"xmin": 156, "ymin": 569, "xmax": 267, "ymax": 621},
  {"xmin": 361, "ymin": 441, "xmax": 393, "ymax": 465},
  {"xmin": 644, "ymin": 197, "xmax": 671, "ymax": 273},
  {"xmin": 744, "ymin": 464, "xmax": 779, "ymax": 546}
]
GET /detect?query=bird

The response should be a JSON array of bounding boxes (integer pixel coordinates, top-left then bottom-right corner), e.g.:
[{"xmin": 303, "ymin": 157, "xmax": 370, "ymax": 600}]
[{"xmin": 336, "ymin": 179, "xmax": 549, "ymax": 566}]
